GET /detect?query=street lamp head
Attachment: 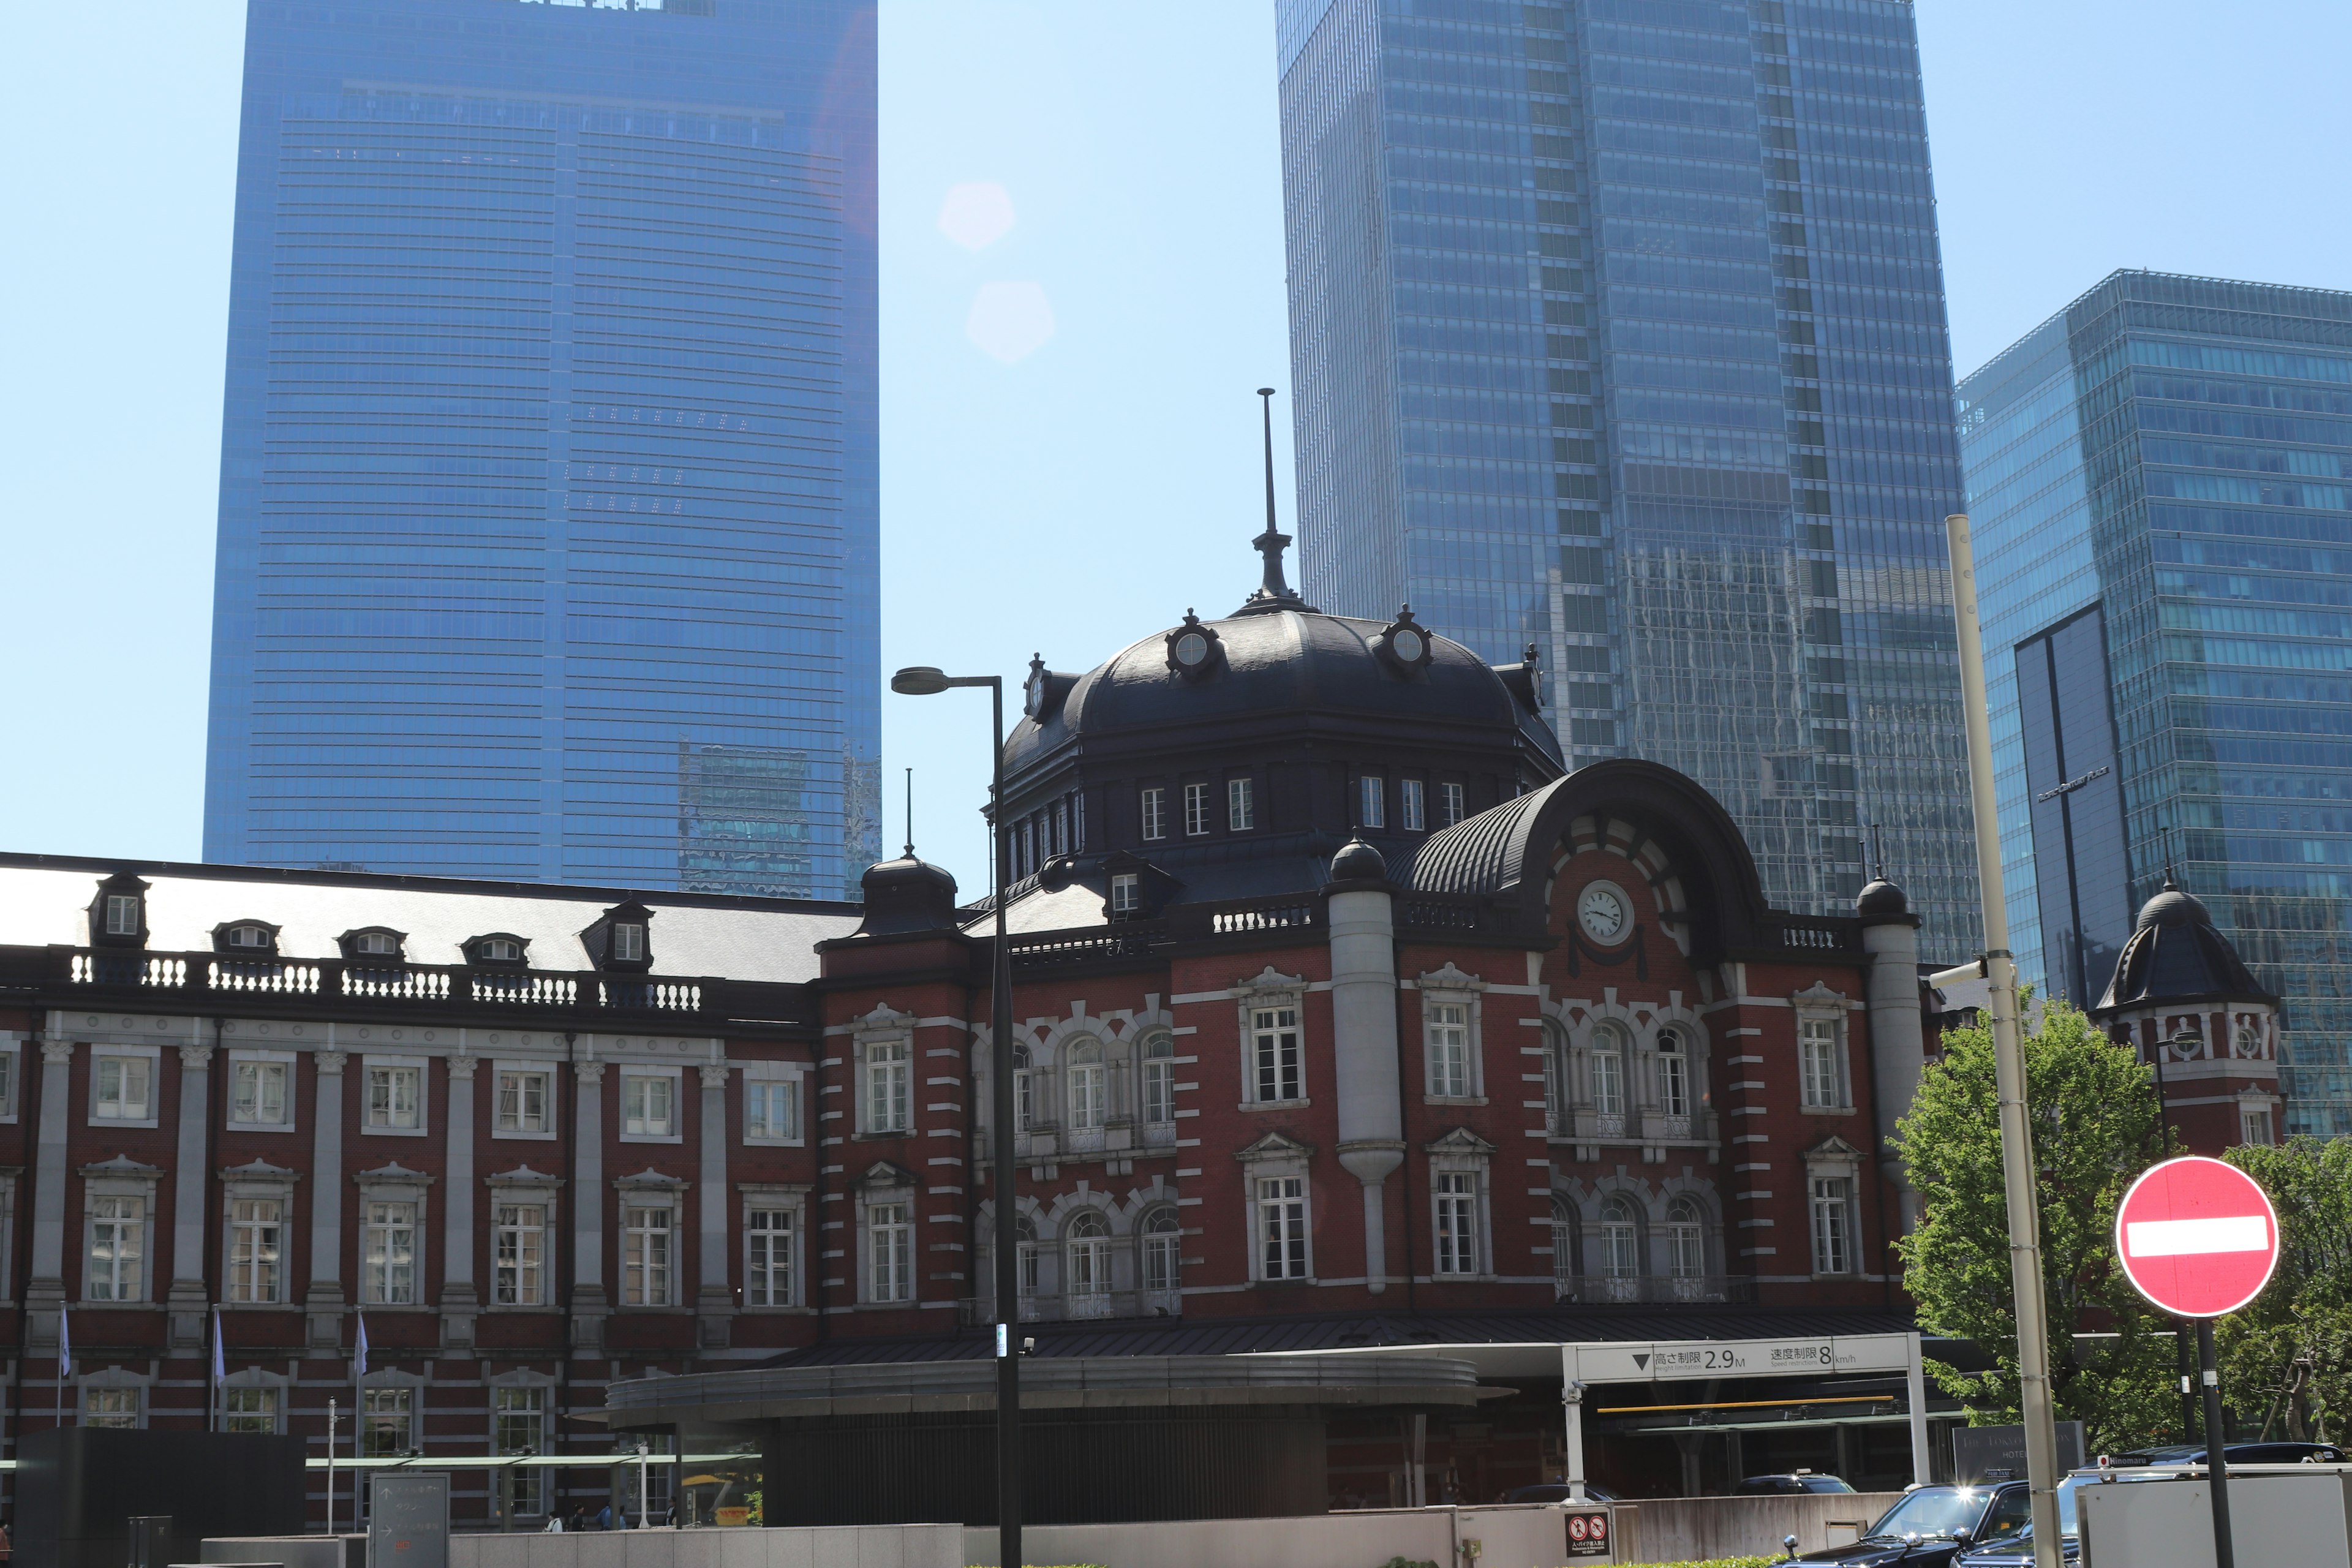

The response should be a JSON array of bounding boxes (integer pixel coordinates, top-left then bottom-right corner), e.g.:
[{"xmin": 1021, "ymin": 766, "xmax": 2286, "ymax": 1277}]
[{"xmin": 891, "ymin": 665, "xmax": 951, "ymax": 696}]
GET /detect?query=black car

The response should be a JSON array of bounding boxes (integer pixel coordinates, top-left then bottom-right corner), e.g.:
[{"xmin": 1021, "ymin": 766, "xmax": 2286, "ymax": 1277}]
[
  {"xmin": 1738, "ymin": 1471, "xmax": 1857, "ymax": 1496},
  {"xmin": 2107, "ymin": 1440, "xmax": 2349, "ymax": 1466},
  {"xmin": 1790, "ymin": 1482, "xmax": 2031, "ymax": 1567},
  {"xmin": 1498, "ymin": 1481, "xmax": 1619, "ymax": 1504}
]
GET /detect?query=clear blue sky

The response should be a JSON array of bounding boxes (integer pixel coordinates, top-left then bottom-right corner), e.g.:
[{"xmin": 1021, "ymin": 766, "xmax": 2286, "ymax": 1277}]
[{"xmin": 6, "ymin": 1, "xmax": 2348, "ymax": 901}]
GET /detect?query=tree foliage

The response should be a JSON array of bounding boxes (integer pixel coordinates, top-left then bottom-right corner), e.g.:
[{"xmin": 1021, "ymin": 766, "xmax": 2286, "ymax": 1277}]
[
  {"xmin": 1893, "ymin": 999, "xmax": 2179, "ymax": 1449},
  {"xmin": 2219, "ymin": 1138, "xmax": 2352, "ymax": 1441}
]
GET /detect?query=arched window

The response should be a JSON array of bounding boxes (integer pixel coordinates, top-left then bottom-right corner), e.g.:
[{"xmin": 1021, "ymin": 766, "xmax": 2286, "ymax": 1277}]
[
  {"xmin": 1015, "ymin": 1215, "xmax": 1041, "ymax": 1304},
  {"xmin": 1140, "ymin": 1033, "xmax": 1176, "ymax": 1128},
  {"xmin": 1542, "ymin": 1022, "xmax": 1567, "ymax": 1131},
  {"xmin": 1599, "ymin": 1195, "xmax": 1641, "ymax": 1280},
  {"xmin": 1066, "ymin": 1209, "xmax": 1112, "ymax": 1317},
  {"xmin": 1140, "ymin": 1207, "xmax": 1181, "ymax": 1305},
  {"xmin": 1011, "ymin": 1044, "xmax": 1035, "ymax": 1136},
  {"xmin": 1589, "ymin": 1024, "xmax": 1627, "ymax": 1118},
  {"xmin": 1066, "ymin": 1040, "xmax": 1106, "ymax": 1131},
  {"xmin": 1656, "ymin": 1029, "xmax": 1690, "ymax": 1118},
  {"xmin": 1550, "ymin": 1197, "xmax": 1578, "ymax": 1299},
  {"xmin": 1666, "ymin": 1197, "xmax": 1705, "ymax": 1280}
]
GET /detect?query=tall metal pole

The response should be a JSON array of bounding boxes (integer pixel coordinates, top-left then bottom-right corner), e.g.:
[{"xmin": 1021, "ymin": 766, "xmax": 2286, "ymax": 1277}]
[
  {"xmin": 1945, "ymin": 514, "xmax": 2064, "ymax": 1568},
  {"xmin": 990, "ymin": 676, "xmax": 1022, "ymax": 1568},
  {"xmin": 2198, "ymin": 1317, "xmax": 2236, "ymax": 1568}
]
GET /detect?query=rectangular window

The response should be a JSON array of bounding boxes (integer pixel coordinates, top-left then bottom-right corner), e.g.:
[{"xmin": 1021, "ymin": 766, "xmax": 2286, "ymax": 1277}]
[
  {"xmin": 865, "ymin": 1040, "xmax": 910, "ymax": 1133},
  {"xmin": 365, "ymin": 1201, "xmax": 417, "ymax": 1304},
  {"xmin": 1256, "ymin": 1175, "xmax": 1309, "ymax": 1280},
  {"xmin": 493, "ymin": 1204, "xmax": 545, "ymax": 1306},
  {"xmin": 1401, "ymin": 778, "xmax": 1427, "ymax": 832},
  {"xmin": 85, "ymin": 1387, "xmax": 139, "ymax": 1428},
  {"xmin": 1359, "ymin": 775, "xmax": 1385, "ymax": 829},
  {"xmin": 611, "ymin": 922, "xmax": 645, "ymax": 962},
  {"xmin": 494, "ymin": 1387, "xmax": 546, "ymax": 1515},
  {"xmin": 2242, "ymin": 1107, "xmax": 2274, "ymax": 1146},
  {"xmin": 1800, "ymin": 1018, "xmax": 1845, "ymax": 1109},
  {"xmin": 869, "ymin": 1201, "xmax": 913, "ymax": 1302},
  {"xmin": 623, "ymin": 1073, "xmax": 676, "ymax": 1137},
  {"xmin": 1591, "ymin": 1044, "xmax": 1624, "ymax": 1117},
  {"xmin": 367, "ymin": 1065, "xmax": 421, "ymax": 1129},
  {"xmin": 227, "ymin": 1197, "xmax": 282, "ymax": 1304},
  {"xmin": 497, "ymin": 1070, "xmax": 549, "ymax": 1134},
  {"xmin": 224, "ymin": 1385, "xmax": 279, "ymax": 1435},
  {"xmin": 1228, "ymin": 777, "xmax": 1256, "ymax": 831},
  {"xmin": 1143, "ymin": 1055, "xmax": 1175, "ymax": 1125},
  {"xmin": 362, "ymin": 1387, "xmax": 412, "ymax": 1456},
  {"xmin": 104, "ymin": 894, "xmax": 140, "ymax": 937},
  {"xmin": 0, "ymin": 1050, "xmax": 15, "ymax": 1117},
  {"xmin": 1434, "ymin": 1172, "xmax": 1479, "ymax": 1275},
  {"xmin": 1427, "ymin": 1003, "xmax": 1471, "ymax": 1098},
  {"xmin": 1183, "ymin": 782, "xmax": 1211, "ymax": 835},
  {"xmin": 88, "ymin": 1196, "xmax": 144, "ymax": 1302},
  {"xmin": 232, "ymin": 1061, "xmax": 287, "ymax": 1126},
  {"xmin": 1440, "ymin": 782, "xmax": 1466, "ymax": 827},
  {"xmin": 624, "ymin": 1205, "xmax": 674, "ymax": 1305},
  {"xmin": 1251, "ymin": 1006, "xmax": 1303, "ymax": 1103},
  {"xmin": 1110, "ymin": 873, "xmax": 1140, "ymax": 915},
  {"xmin": 747, "ymin": 1208, "xmax": 794, "ymax": 1307},
  {"xmin": 1052, "ymin": 801, "xmax": 1067, "ymax": 857},
  {"xmin": 1811, "ymin": 1177, "xmax": 1853, "ymax": 1275},
  {"xmin": 94, "ymin": 1055, "xmax": 151, "ymax": 1121},
  {"xmin": 1140, "ymin": 787, "xmax": 1166, "ymax": 842},
  {"xmin": 745, "ymin": 1078, "xmax": 798, "ymax": 1141}
]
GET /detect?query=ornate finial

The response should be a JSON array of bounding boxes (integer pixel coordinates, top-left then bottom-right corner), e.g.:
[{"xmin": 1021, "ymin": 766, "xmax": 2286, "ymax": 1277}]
[
  {"xmin": 1869, "ymin": 822, "xmax": 1885, "ymax": 881},
  {"xmin": 1523, "ymin": 641, "xmax": 1540, "ymax": 669},
  {"xmin": 1235, "ymin": 388, "xmax": 1319, "ymax": 617}
]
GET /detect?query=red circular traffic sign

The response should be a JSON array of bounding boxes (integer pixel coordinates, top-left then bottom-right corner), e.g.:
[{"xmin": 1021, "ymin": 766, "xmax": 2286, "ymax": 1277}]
[{"xmin": 2114, "ymin": 1156, "xmax": 2280, "ymax": 1319}]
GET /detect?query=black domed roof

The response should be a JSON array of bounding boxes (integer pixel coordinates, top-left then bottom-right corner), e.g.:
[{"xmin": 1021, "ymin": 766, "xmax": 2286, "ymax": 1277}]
[
  {"xmin": 1006, "ymin": 605, "xmax": 1563, "ymax": 775},
  {"xmin": 2095, "ymin": 879, "xmax": 2277, "ymax": 1014},
  {"xmin": 848, "ymin": 853, "xmax": 960, "ymax": 938},
  {"xmin": 1329, "ymin": 839, "xmax": 1388, "ymax": 883},
  {"xmin": 1855, "ymin": 876, "xmax": 1910, "ymax": 919},
  {"xmin": 2135, "ymin": 883, "xmax": 2210, "ymax": 931}
]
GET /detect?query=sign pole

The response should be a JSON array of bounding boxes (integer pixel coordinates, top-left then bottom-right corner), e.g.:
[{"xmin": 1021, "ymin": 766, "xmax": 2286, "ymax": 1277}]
[{"xmin": 2198, "ymin": 1318, "xmax": 2235, "ymax": 1568}]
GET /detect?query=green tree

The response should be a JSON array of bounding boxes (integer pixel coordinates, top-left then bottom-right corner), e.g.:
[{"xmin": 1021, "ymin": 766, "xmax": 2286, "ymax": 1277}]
[
  {"xmin": 1893, "ymin": 998, "xmax": 2179, "ymax": 1449},
  {"xmin": 2219, "ymin": 1138, "xmax": 2352, "ymax": 1441}
]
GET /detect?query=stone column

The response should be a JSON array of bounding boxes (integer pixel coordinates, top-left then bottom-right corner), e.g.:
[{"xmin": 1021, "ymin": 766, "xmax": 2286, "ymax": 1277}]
[
  {"xmin": 442, "ymin": 1054, "xmax": 479, "ymax": 1352},
  {"xmin": 306, "ymin": 1050, "xmax": 348, "ymax": 1352},
  {"xmin": 570, "ymin": 1055, "xmax": 607, "ymax": 1356},
  {"xmin": 696, "ymin": 1062, "xmax": 733, "ymax": 1346},
  {"xmin": 26, "ymin": 1038, "xmax": 74, "ymax": 1352},
  {"xmin": 1861, "ymin": 897, "xmax": 1926, "ymax": 1232},
  {"xmin": 1327, "ymin": 848, "xmax": 1406, "ymax": 1294},
  {"xmin": 167, "ymin": 1042, "xmax": 216, "ymax": 1351}
]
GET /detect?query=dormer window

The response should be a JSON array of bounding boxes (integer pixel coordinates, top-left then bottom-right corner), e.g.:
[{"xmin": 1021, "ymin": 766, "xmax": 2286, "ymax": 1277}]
[
  {"xmin": 340, "ymin": 928, "xmax": 408, "ymax": 963},
  {"xmin": 1111, "ymin": 874, "xmax": 1141, "ymax": 916},
  {"xmin": 213, "ymin": 921, "xmax": 282, "ymax": 957},
  {"xmin": 105, "ymin": 896, "xmax": 141, "ymax": 938},
  {"xmin": 466, "ymin": 934, "xmax": 530, "ymax": 967},
  {"xmin": 89, "ymin": 873, "xmax": 149, "ymax": 948},
  {"xmin": 612, "ymin": 922, "xmax": 646, "ymax": 963},
  {"xmin": 581, "ymin": 900, "xmax": 655, "ymax": 972}
]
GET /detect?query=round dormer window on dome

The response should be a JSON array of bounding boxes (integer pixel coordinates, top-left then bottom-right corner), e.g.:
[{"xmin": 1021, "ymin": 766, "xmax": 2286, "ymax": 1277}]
[
  {"xmin": 1374, "ymin": 606, "xmax": 1436, "ymax": 677},
  {"xmin": 1164, "ymin": 611, "xmax": 1224, "ymax": 682}
]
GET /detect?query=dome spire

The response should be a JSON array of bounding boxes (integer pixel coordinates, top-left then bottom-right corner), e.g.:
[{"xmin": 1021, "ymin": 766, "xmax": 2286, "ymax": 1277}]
[{"xmin": 1235, "ymin": 387, "xmax": 1318, "ymax": 617}]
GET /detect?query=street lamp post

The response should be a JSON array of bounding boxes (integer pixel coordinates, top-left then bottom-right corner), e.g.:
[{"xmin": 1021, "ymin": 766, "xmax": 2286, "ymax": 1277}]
[
  {"xmin": 889, "ymin": 664, "xmax": 1020, "ymax": 1568},
  {"xmin": 2163, "ymin": 1030, "xmax": 2198, "ymax": 1446}
]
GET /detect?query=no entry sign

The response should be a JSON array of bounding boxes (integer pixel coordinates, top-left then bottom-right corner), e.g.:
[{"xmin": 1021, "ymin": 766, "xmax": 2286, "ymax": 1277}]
[{"xmin": 2114, "ymin": 1156, "xmax": 2281, "ymax": 1319}]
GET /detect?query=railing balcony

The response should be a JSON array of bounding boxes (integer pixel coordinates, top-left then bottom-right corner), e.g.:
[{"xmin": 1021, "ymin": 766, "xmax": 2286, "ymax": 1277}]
[
  {"xmin": 959, "ymin": 1287, "xmax": 1183, "ymax": 1327},
  {"xmin": 1558, "ymin": 1275, "xmax": 1754, "ymax": 1306},
  {"xmin": 1548, "ymin": 1107, "xmax": 1714, "ymax": 1144}
]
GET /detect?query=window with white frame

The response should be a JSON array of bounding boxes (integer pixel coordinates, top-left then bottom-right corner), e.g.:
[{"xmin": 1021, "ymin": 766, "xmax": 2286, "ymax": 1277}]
[
  {"xmin": 1227, "ymin": 777, "xmax": 1255, "ymax": 831},
  {"xmin": 1800, "ymin": 1016, "xmax": 1847, "ymax": 1109},
  {"xmin": 1141, "ymin": 1033, "xmax": 1175, "ymax": 1126},
  {"xmin": 495, "ymin": 1387, "xmax": 546, "ymax": 1514},
  {"xmin": 1358, "ymin": 775, "xmax": 1385, "ymax": 829},
  {"xmin": 747, "ymin": 1207, "xmax": 794, "ymax": 1307},
  {"xmin": 624, "ymin": 1202, "xmax": 674, "ymax": 1305},
  {"xmin": 1656, "ymin": 1029, "xmax": 1691, "ymax": 1117},
  {"xmin": 1251, "ymin": 1006, "xmax": 1303, "ymax": 1104},
  {"xmin": 1016, "ymin": 1214, "xmax": 1041, "ymax": 1300},
  {"xmin": 1550, "ymin": 1197, "xmax": 1577, "ymax": 1295},
  {"xmin": 1666, "ymin": 1196, "xmax": 1706, "ymax": 1279},
  {"xmin": 94, "ymin": 1054, "xmax": 152, "ymax": 1122},
  {"xmin": 363, "ymin": 1387, "xmax": 412, "ymax": 1455},
  {"xmin": 867, "ymin": 1199, "xmax": 912, "ymax": 1303},
  {"xmin": 85, "ymin": 1386, "xmax": 140, "ymax": 1428},
  {"xmin": 1110, "ymin": 873, "xmax": 1141, "ymax": 915},
  {"xmin": 1066, "ymin": 1040, "xmax": 1106, "ymax": 1131},
  {"xmin": 1810, "ymin": 1177, "xmax": 1853, "ymax": 1275},
  {"xmin": 232, "ymin": 1058, "xmax": 289, "ymax": 1126},
  {"xmin": 353, "ymin": 930, "xmax": 401, "ymax": 958},
  {"xmin": 1140, "ymin": 787, "xmax": 1166, "ymax": 842},
  {"xmin": 1426, "ymin": 1002, "xmax": 1472, "ymax": 1098},
  {"xmin": 2242, "ymin": 1106, "xmax": 2275, "ymax": 1146},
  {"xmin": 1140, "ymin": 1206, "xmax": 1180, "ymax": 1297},
  {"xmin": 1066, "ymin": 1209, "xmax": 1112, "ymax": 1300},
  {"xmin": 104, "ymin": 894, "xmax": 141, "ymax": 938},
  {"xmin": 367, "ymin": 1063, "xmax": 422, "ymax": 1129},
  {"xmin": 227, "ymin": 1197, "xmax": 284, "ymax": 1303},
  {"xmin": 744, "ymin": 1074, "xmax": 798, "ymax": 1142},
  {"xmin": 1439, "ymin": 781, "xmax": 1465, "ymax": 827},
  {"xmin": 1433, "ymin": 1171, "xmax": 1479, "ymax": 1275},
  {"xmin": 1589, "ymin": 1025, "xmax": 1627, "ymax": 1117},
  {"xmin": 493, "ymin": 1203, "xmax": 546, "ymax": 1306},
  {"xmin": 864, "ymin": 1039, "xmax": 910, "ymax": 1134},
  {"xmin": 1543, "ymin": 1024, "xmax": 1566, "ymax": 1128},
  {"xmin": 1011, "ymin": 1043, "xmax": 1034, "ymax": 1136},
  {"xmin": 1256, "ymin": 1175, "xmax": 1310, "ymax": 1280},
  {"xmin": 89, "ymin": 1195, "xmax": 145, "ymax": 1300},
  {"xmin": 610, "ymin": 920, "xmax": 646, "ymax": 963},
  {"xmin": 1598, "ymin": 1195, "xmax": 1640, "ymax": 1278},
  {"xmin": 622, "ymin": 1071, "xmax": 677, "ymax": 1137},
  {"xmin": 225, "ymin": 1384, "xmax": 279, "ymax": 1434},
  {"xmin": 1401, "ymin": 778, "xmax": 1427, "ymax": 832},
  {"xmin": 496, "ymin": 1069, "xmax": 549, "ymax": 1134},
  {"xmin": 1183, "ymin": 782, "xmax": 1211, "ymax": 835},
  {"xmin": 365, "ymin": 1201, "xmax": 418, "ymax": 1303},
  {"xmin": 0, "ymin": 1047, "xmax": 17, "ymax": 1119}
]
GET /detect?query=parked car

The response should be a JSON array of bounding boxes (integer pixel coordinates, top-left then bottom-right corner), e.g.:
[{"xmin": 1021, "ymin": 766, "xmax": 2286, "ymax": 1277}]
[
  {"xmin": 1952, "ymin": 1473, "xmax": 2100, "ymax": 1566},
  {"xmin": 1737, "ymin": 1471, "xmax": 1857, "ymax": 1496},
  {"xmin": 1788, "ymin": 1482, "xmax": 2030, "ymax": 1566},
  {"xmin": 2107, "ymin": 1440, "xmax": 2349, "ymax": 1466},
  {"xmin": 1498, "ymin": 1482, "xmax": 1619, "ymax": 1504}
]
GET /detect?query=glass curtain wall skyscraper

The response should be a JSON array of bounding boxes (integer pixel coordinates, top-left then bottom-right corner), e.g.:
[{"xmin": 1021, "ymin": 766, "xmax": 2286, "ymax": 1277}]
[
  {"xmin": 1959, "ymin": 271, "xmax": 2352, "ymax": 1136},
  {"xmin": 1276, "ymin": 0, "xmax": 1977, "ymax": 951},
  {"xmin": 204, "ymin": 0, "xmax": 879, "ymax": 897}
]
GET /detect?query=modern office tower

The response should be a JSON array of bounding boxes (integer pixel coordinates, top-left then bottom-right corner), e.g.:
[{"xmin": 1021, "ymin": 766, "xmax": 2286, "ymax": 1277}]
[
  {"xmin": 1960, "ymin": 270, "xmax": 2352, "ymax": 1136},
  {"xmin": 204, "ymin": 0, "xmax": 878, "ymax": 897},
  {"xmin": 1275, "ymin": 0, "xmax": 1979, "ymax": 949}
]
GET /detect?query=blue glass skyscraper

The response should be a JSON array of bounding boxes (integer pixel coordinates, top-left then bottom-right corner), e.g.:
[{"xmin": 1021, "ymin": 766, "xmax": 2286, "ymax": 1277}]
[
  {"xmin": 204, "ymin": 0, "xmax": 879, "ymax": 897},
  {"xmin": 1960, "ymin": 271, "xmax": 2352, "ymax": 1136},
  {"xmin": 1276, "ymin": 0, "xmax": 1978, "ymax": 951}
]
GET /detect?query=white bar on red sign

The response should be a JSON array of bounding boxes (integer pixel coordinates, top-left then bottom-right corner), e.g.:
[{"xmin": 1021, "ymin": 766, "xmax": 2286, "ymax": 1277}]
[{"xmin": 2125, "ymin": 1216, "xmax": 2269, "ymax": 1257}]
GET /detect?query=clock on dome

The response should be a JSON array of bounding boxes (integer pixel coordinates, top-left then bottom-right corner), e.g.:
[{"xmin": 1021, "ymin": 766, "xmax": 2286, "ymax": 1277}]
[{"xmin": 1577, "ymin": 880, "xmax": 1631, "ymax": 944}]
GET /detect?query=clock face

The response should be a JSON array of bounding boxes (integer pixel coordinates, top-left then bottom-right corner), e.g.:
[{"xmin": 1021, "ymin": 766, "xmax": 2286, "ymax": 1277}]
[
  {"xmin": 1578, "ymin": 881, "xmax": 1630, "ymax": 944},
  {"xmin": 1392, "ymin": 627, "xmax": 1426, "ymax": 664},
  {"xmin": 1174, "ymin": 630, "xmax": 1210, "ymax": 667}
]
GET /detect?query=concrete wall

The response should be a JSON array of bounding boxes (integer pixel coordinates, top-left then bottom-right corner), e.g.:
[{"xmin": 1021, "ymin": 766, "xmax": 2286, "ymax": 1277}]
[
  {"xmin": 205, "ymin": 1528, "xmax": 965, "ymax": 1568},
  {"xmin": 2078, "ymin": 1469, "xmax": 2352, "ymax": 1567},
  {"xmin": 1620, "ymin": 1492, "xmax": 1901, "ymax": 1564},
  {"xmin": 963, "ymin": 1504, "xmax": 1569, "ymax": 1568}
]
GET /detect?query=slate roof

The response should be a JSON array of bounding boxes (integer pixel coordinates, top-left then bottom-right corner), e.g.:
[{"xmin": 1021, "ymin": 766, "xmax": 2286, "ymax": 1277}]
[{"xmin": 2095, "ymin": 880, "xmax": 2279, "ymax": 1013}]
